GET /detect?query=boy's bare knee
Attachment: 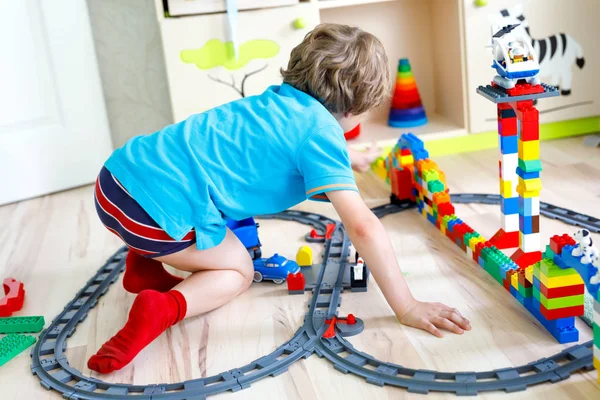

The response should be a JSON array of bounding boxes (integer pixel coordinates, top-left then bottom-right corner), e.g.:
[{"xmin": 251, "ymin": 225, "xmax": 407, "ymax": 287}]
[{"xmin": 237, "ymin": 259, "xmax": 254, "ymax": 292}]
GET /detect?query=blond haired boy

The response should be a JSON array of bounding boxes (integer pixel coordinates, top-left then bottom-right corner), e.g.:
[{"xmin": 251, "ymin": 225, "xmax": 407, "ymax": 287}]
[{"xmin": 89, "ymin": 23, "xmax": 470, "ymax": 374}]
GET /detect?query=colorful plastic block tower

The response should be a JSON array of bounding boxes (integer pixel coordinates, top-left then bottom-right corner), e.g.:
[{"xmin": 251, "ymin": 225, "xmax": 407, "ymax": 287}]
[
  {"xmin": 379, "ymin": 133, "xmax": 584, "ymax": 343},
  {"xmin": 0, "ymin": 333, "xmax": 36, "ymax": 367},
  {"xmin": 0, "ymin": 278, "xmax": 25, "ymax": 317},
  {"xmin": 388, "ymin": 59, "xmax": 427, "ymax": 128},
  {"xmin": 476, "ymin": 83, "xmax": 558, "ymax": 271},
  {"xmin": 0, "ymin": 316, "xmax": 45, "ymax": 334}
]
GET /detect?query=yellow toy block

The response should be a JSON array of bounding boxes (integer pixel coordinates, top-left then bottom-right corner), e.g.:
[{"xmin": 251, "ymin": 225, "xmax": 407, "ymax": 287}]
[
  {"xmin": 400, "ymin": 155, "xmax": 414, "ymax": 166},
  {"xmin": 422, "ymin": 209, "xmax": 427, "ymax": 217},
  {"xmin": 518, "ymin": 140, "xmax": 540, "ymax": 160},
  {"xmin": 511, "ymin": 272, "xmax": 519, "ymax": 290},
  {"xmin": 517, "ymin": 177, "xmax": 542, "ymax": 192},
  {"xmin": 296, "ymin": 245, "xmax": 313, "ymax": 267},
  {"xmin": 441, "ymin": 225, "xmax": 446, "ymax": 235},
  {"xmin": 538, "ymin": 270, "xmax": 584, "ymax": 288},
  {"xmin": 525, "ymin": 265, "xmax": 534, "ymax": 284},
  {"xmin": 500, "ymin": 179, "xmax": 512, "ymax": 198}
]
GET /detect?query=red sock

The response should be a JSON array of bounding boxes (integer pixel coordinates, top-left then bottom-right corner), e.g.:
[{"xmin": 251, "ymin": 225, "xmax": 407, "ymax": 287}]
[
  {"xmin": 87, "ymin": 289, "xmax": 187, "ymax": 374},
  {"xmin": 122, "ymin": 250, "xmax": 183, "ymax": 293}
]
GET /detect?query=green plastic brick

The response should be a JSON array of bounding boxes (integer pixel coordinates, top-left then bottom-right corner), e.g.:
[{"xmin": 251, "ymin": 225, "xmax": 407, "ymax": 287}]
[
  {"xmin": 539, "ymin": 292, "xmax": 584, "ymax": 310},
  {"xmin": 0, "ymin": 334, "xmax": 36, "ymax": 367},
  {"xmin": 0, "ymin": 316, "xmax": 45, "ymax": 334},
  {"xmin": 543, "ymin": 245, "xmax": 556, "ymax": 260},
  {"xmin": 539, "ymin": 259, "xmax": 577, "ymax": 278},
  {"xmin": 518, "ymin": 159, "xmax": 542, "ymax": 173}
]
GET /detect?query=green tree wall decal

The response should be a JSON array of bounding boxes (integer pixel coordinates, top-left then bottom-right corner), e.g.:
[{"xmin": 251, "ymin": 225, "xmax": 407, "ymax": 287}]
[{"xmin": 181, "ymin": 39, "xmax": 280, "ymax": 98}]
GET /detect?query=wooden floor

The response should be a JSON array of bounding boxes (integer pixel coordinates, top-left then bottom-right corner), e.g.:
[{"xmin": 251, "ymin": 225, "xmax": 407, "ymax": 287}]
[{"xmin": 1, "ymin": 137, "xmax": 599, "ymax": 399}]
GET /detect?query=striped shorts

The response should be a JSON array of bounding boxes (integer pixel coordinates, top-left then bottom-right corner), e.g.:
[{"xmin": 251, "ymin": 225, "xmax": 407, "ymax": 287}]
[{"xmin": 94, "ymin": 166, "xmax": 196, "ymax": 258}]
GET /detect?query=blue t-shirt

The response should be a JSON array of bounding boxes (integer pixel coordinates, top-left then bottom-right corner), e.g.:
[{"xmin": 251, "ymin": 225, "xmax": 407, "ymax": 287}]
[{"xmin": 105, "ymin": 84, "xmax": 358, "ymax": 250}]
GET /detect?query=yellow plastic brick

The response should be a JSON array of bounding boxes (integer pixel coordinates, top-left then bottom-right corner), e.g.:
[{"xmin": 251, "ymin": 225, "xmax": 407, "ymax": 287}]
[
  {"xmin": 518, "ymin": 139, "xmax": 540, "ymax": 160},
  {"xmin": 511, "ymin": 272, "xmax": 519, "ymax": 290},
  {"xmin": 525, "ymin": 265, "xmax": 534, "ymax": 284},
  {"xmin": 500, "ymin": 179, "xmax": 512, "ymax": 198}
]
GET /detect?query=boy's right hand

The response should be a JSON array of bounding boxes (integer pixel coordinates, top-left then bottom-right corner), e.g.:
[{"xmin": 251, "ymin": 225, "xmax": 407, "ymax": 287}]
[{"xmin": 397, "ymin": 299, "xmax": 471, "ymax": 338}]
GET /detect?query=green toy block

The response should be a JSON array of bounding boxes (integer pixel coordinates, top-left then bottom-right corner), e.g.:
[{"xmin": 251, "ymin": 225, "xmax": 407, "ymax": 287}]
[
  {"xmin": 0, "ymin": 334, "xmax": 36, "ymax": 367},
  {"xmin": 0, "ymin": 316, "xmax": 45, "ymax": 334},
  {"xmin": 539, "ymin": 259, "xmax": 577, "ymax": 278},
  {"xmin": 594, "ymin": 323, "xmax": 599, "ymax": 342},
  {"xmin": 538, "ymin": 292, "xmax": 584, "ymax": 310},
  {"xmin": 428, "ymin": 180, "xmax": 445, "ymax": 193},
  {"xmin": 543, "ymin": 245, "xmax": 556, "ymax": 260},
  {"xmin": 518, "ymin": 283, "xmax": 533, "ymax": 298},
  {"xmin": 423, "ymin": 170, "xmax": 439, "ymax": 182},
  {"xmin": 518, "ymin": 159, "xmax": 542, "ymax": 173}
]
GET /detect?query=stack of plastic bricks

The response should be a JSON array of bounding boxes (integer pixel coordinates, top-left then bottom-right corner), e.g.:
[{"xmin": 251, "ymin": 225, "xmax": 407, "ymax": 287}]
[
  {"xmin": 388, "ymin": 59, "xmax": 427, "ymax": 128},
  {"xmin": 551, "ymin": 235, "xmax": 600, "ymax": 381},
  {"xmin": 512, "ymin": 99, "xmax": 543, "ymax": 269},
  {"xmin": 493, "ymin": 102, "xmax": 520, "ymax": 249},
  {"xmin": 377, "ymin": 133, "xmax": 582, "ymax": 343}
]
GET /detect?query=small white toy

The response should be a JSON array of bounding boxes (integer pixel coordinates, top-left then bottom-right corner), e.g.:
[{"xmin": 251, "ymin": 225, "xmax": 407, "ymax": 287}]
[
  {"xmin": 581, "ymin": 244, "xmax": 598, "ymax": 264},
  {"xmin": 590, "ymin": 254, "xmax": 600, "ymax": 285},
  {"xmin": 572, "ymin": 229, "xmax": 593, "ymax": 257},
  {"xmin": 353, "ymin": 257, "xmax": 365, "ymax": 281}
]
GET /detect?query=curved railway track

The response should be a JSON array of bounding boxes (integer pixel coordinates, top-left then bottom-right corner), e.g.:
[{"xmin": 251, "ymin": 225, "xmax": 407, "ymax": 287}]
[{"xmin": 30, "ymin": 195, "xmax": 596, "ymax": 399}]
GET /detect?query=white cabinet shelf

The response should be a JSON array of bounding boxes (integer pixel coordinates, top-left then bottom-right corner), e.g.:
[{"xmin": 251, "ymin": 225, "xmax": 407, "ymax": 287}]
[{"xmin": 311, "ymin": 0, "xmax": 399, "ymax": 10}]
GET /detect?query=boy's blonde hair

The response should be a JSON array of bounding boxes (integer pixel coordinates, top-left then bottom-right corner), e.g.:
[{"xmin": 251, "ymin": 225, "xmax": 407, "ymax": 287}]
[{"xmin": 281, "ymin": 23, "xmax": 392, "ymax": 115}]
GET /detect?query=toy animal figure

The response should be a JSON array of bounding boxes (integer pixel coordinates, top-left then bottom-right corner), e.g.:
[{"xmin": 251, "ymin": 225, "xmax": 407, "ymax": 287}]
[
  {"xmin": 581, "ymin": 244, "xmax": 598, "ymax": 265},
  {"xmin": 590, "ymin": 253, "xmax": 600, "ymax": 285},
  {"xmin": 572, "ymin": 228, "xmax": 593, "ymax": 257},
  {"xmin": 495, "ymin": 4, "xmax": 585, "ymax": 95}
]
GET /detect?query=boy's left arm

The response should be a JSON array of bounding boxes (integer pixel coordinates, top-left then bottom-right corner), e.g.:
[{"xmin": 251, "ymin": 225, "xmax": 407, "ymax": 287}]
[{"xmin": 327, "ymin": 189, "xmax": 471, "ymax": 337}]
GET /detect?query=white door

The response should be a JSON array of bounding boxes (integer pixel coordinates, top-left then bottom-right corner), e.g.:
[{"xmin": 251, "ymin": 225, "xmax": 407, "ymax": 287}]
[{"xmin": 0, "ymin": 0, "xmax": 113, "ymax": 205}]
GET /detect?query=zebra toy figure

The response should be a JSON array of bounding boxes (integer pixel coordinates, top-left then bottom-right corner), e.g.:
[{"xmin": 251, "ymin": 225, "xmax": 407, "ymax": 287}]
[{"xmin": 496, "ymin": 4, "xmax": 585, "ymax": 96}]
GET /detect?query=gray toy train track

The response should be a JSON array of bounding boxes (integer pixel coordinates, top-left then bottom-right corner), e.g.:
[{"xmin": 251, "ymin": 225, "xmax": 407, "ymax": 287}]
[{"xmin": 30, "ymin": 194, "xmax": 596, "ymax": 399}]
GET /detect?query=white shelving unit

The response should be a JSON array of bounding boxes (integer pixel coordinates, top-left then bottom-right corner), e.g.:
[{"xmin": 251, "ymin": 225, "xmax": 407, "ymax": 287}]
[{"xmin": 153, "ymin": 0, "xmax": 468, "ymax": 147}]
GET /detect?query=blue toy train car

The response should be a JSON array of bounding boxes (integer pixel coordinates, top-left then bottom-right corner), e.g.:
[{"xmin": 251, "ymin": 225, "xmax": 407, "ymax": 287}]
[{"xmin": 226, "ymin": 217, "xmax": 262, "ymax": 259}]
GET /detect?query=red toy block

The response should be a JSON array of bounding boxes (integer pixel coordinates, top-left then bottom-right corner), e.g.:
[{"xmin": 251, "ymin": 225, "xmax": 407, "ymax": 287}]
[
  {"xmin": 506, "ymin": 83, "xmax": 544, "ymax": 97},
  {"xmin": 505, "ymin": 270, "xmax": 516, "ymax": 291},
  {"xmin": 437, "ymin": 202, "xmax": 455, "ymax": 217},
  {"xmin": 287, "ymin": 272, "xmax": 305, "ymax": 293},
  {"xmin": 498, "ymin": 118, "xmax": 517, "ymax": 136},
  {"xmin": 0, "ymin": 278, "xmax": 25, "ymax": 317},
  {"xmin": 346, "ymin": 314, "xmax": 356, "ymax": 325},
  {"xmin": 520, "ymin": 120, "xmax": 539, "ymax": 141},
  {"xmin": 549, "ymin": 234, "xmax": 576, "ymax": 255},
  {"xmin": 490, "ymin": 229, "xmax": 519, "ymax": 249},
  {"xmin": 540, "ymin": 304, "xmax": 584, "ymax": 320},
  {"xmin": 323, "ymin": 316, "xmax": 337, "ymax": 339},
  {"xmin": 516, "ymin": 105, "xmax": 539, "ymax": 122},
  {"xmin": 510, "ymin": 249, "xmax": 542, "ymax": 269},
  {"xmin": 400, "ymin": 148, "xmax": 412, "ymax": 156},
  {"xmin": 539, "ymin": 281, "xmax": 584, "ymax": 299}
]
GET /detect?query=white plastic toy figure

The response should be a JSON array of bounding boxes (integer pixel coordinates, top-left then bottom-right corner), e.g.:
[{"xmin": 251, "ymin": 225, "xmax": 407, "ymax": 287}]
[
  {"xmin": 590, "ymin": 254, "xmax": 600, "ymax": 285},
  {"xmin": 489, "ymin": 24, "xmax": 540, "ymax": 89},
  {"xmin": 572, "ymin": 229, "xmax": 593, "ymax": 257},
  {"xmin": 581, "ymin": 244, "xmax": 598, "ymax": 264},
  {"xmin": 354, "ymin": 257, "xmax": 365, "ymax": 281}
]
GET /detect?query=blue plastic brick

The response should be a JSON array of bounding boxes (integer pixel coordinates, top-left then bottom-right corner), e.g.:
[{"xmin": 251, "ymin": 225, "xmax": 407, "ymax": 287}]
[
  {"xmin": 559, "ymin": 245, "xmax": 600, "ymax": 298},
  {"xmin": 427, "ymin": 213, "xmax": 437, "ymax": 225},
  {"xmin": 501, "ymin": 197, "xmax": 519, "ymax": 215},
  {"xmin": 516, "ymin": 167, "xmax": 540, "ymax": 180},
  {"xmin": 478, "ymin": 256, "xmax": 486, "ymax": 268},
  {"xmin": 519, "ymin": 215, "xmax": 534, "ymax": 234},
  {"xmin": 499, "ymin": 135, "xmax": 518, "ymax": 154}
]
